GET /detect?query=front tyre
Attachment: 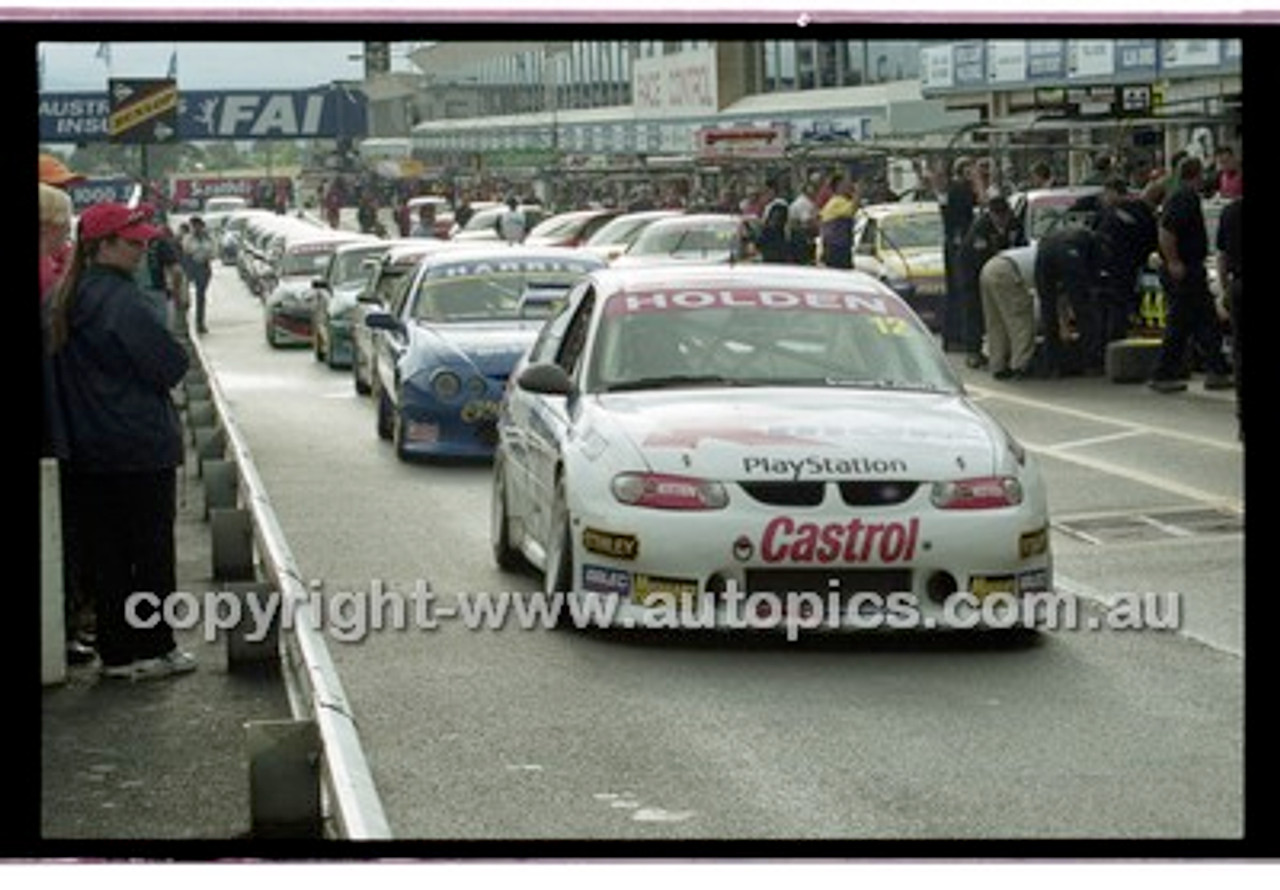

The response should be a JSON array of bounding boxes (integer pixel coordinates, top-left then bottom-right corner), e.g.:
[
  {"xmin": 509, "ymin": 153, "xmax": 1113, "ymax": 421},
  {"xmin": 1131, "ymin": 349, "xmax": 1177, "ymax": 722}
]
[
  {"xmin": 490, "ymin": 457, "xmax": 527, "ymax": 572},
  {"xmin": 376, "ymin": 384, "xmax": 394, "ymax": 441},
  {"xmin": 354, "ymin": 362, "xmax": 372, "ymax": 396},
  {"xmin": 542, "ymin": 479, "xmax": 576, "ymax": 630}
]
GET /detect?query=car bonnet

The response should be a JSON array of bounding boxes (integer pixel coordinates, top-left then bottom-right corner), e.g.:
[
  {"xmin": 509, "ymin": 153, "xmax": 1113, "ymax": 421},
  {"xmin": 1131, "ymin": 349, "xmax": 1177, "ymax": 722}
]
[{"xmin": 589, "ymin": 388, "xmax": 1001, "ymax": 483}]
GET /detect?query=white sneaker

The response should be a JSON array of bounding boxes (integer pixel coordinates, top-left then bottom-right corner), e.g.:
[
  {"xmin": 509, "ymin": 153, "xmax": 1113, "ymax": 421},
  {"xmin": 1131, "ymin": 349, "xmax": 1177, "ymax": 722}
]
[
  {"xmin": 100, "ymin": 661, "xmax": 141, "ymax": 681},
  {"xmin": 101, "ymin": 650, "xmax": 197, "ymax": 682}
]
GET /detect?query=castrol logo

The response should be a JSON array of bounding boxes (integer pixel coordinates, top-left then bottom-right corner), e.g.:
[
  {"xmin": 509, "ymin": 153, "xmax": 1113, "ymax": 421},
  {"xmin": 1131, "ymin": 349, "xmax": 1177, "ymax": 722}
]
[{"xmin": 760, "ymin": 516, "xmax": 920, "ymax": 564}]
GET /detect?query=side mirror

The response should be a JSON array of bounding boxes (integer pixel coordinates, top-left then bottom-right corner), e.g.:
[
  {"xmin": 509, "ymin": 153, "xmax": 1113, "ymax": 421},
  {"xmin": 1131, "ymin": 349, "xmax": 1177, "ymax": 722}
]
[
  {"xmin": 364, "ymin": 311, "xmax": 404, "ymax": 333},
  {"xmin": 517, "ymin": 363, "xmax": 574, "ymax": 396}
]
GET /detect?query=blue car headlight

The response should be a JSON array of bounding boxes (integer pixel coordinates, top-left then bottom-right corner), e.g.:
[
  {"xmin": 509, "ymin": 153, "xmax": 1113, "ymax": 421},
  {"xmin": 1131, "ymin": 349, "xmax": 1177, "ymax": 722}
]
[{"xmin": 432, "ymin": 370, "xmax": 462, "ymax": 401}]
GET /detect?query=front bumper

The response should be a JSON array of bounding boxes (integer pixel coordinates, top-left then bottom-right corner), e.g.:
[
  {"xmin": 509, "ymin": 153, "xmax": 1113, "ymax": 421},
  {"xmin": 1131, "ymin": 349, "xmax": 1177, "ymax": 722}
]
[
  {"xmin": 325, "ymin": 318, "xmax": 355, "ymax": 366},
  {"xmin": 397, "ymin": 383, "xmax": 504, "ymax": 457},
  {"xmin": 564, "ymin": 488, "xmax": 1052, "ymax": 632},
  {"xmin": 269, "ymin": 304, "xmax": 313, "ymax": 345}
]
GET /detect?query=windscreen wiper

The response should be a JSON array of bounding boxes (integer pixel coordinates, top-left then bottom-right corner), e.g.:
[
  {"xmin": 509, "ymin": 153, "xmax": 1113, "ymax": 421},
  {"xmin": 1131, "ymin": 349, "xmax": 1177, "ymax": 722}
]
[{"xmin": 605, "ymin": 374, "xmax": 746, "ymax": 392}]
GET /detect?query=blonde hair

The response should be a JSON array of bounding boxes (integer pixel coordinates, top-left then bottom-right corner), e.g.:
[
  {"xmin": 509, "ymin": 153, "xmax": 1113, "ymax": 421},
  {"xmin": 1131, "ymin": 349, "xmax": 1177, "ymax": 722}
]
[
  {"xmin": 46, "ymin": 229, "xmax": 97, "ymax": 354},
  {"xmin": 40, "ymin": 182, "xmax": 72, "ymax": 229}
]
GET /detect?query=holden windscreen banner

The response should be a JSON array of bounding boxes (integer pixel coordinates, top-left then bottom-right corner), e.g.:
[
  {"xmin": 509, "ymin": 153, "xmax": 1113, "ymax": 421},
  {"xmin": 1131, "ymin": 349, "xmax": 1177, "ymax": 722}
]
[{"xmin": 39, "ymin": 85, "xmax": 368, "ymax": 144}]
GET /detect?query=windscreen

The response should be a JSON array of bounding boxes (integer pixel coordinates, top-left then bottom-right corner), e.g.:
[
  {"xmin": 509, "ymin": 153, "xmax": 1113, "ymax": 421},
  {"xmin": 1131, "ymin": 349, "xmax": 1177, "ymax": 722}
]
[
  {"xmin": 282, "ymin": 246, "xmax": 336, "ymax": 276},
  {"xmin": 589, "ymin": 286, "xmax": 960, "ymax": 394},
  {"xmin": 332, "ymin": 245, "xmax": 389, "ymax": 285},
  {"xmin": 878, "ymin": 212, "xmax": 944, "ymax": 250},
  {"xmin": 410, "ymin": 260, "xmax": 599, "ymax": 323},
  {"xmin": 629, "ymin": 219, "xmax": 740, "ymax": 257}
]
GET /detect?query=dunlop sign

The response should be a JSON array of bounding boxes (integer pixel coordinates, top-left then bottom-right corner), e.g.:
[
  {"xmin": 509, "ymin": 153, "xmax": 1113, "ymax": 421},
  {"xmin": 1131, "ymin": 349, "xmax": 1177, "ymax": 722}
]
[{"xmin": 108, "ymin": 78, "xmax": 179, "ymax": 144}]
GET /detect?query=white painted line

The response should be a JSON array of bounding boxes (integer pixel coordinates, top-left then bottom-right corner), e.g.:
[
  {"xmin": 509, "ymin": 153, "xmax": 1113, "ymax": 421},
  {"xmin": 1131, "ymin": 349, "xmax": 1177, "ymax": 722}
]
[
  {"xmin": 1024, "ymin": 438, "xmax": 1243, "ymax": 513},
  {"xmin": 968, "ymin": 384, "xmax": 1242, "ymax": 453},
  {"xmin": 1136, "ymin": 514, "xmax": 1196, "ymax": 538},
  {"xmin": 1047, "ymin": 429, "xmax": 1147, "ymax": 451},
  {"xmin": 1051, "ymin": 522, "xmax": 1104, "ymax": 546},
  {"xmin": 1054, "ymin": 572, "xmax": 1242, "ymax": 659}
]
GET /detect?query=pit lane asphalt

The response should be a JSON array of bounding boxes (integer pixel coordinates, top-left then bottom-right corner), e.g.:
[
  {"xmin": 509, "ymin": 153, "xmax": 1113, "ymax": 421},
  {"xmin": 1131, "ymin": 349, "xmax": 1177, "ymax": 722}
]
[{"xmin": 49, "ymin": 263, "xmax": 1244, "ymax": 844}]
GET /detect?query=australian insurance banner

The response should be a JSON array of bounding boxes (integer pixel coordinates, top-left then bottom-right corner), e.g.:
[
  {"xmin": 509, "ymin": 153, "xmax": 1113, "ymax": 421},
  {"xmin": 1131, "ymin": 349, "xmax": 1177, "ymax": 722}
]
[{"xmin": 39, "ymin": 85, "xmax": 368, "ymax": 144}]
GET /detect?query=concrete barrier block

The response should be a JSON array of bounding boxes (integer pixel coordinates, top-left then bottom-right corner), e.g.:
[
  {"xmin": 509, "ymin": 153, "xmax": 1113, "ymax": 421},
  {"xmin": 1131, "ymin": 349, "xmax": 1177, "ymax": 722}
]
[
  {"xmin": 245, "ymin": 719, "xmax": 322, "ymax": 838},
  {"xmin": 211, "ymin": 507, "xmax": 255, "ymax": 582}
]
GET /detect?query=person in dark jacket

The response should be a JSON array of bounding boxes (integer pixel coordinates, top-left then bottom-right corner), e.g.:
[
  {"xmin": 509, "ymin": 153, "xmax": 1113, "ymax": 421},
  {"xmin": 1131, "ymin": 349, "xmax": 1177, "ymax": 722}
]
[
  {"xmin": 45, "ymin": 201, "xmax": 197, "ymax": 682},
  {"xmin": 1033, "ymin": 223, "xmax": 1102, "ymax": 377},
  {"xmin": 1093, "ymin": 178, "xmax": 1161, "ymax": 350},
  {"xmin": 754, "ymin": 179, "xmax": 791, "ymax": 264},
  {"xmin": 959, "ymin": 194, "xmax": 1018, "ymax": 368},
  {"xmin": 940, "ymin": 156, "xmax": 977, "ymax": 352},
  {"xmin": 1150, "ymin": 156, "xmax": 1233, "ymax": 393}
]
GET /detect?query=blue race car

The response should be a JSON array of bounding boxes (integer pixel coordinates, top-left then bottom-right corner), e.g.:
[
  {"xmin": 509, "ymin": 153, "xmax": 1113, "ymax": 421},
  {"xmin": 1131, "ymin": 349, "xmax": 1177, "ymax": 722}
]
[{"xmin": 365, "ymin": 245, "xmax": 606, "ymax": 460}]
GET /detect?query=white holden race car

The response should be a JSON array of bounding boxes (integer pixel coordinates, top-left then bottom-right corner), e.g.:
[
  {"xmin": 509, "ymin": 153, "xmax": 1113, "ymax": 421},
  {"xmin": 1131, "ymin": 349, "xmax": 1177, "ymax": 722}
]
[{"xmin": 491, "ymin": 264, "xmax": 1052, "ymax": 633}]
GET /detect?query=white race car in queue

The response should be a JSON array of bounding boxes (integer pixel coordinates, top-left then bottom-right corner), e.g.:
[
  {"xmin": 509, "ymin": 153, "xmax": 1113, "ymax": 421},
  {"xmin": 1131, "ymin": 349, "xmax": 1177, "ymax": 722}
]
[{"xmin": 491, "ymin": 264, "xmax": 1052, "ymax": 634}]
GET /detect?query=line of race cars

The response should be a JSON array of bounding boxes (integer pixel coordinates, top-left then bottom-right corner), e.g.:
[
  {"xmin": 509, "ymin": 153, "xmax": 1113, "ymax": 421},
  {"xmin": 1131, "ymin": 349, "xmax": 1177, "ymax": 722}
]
[{"xmin": 212, "ymin": 204, "xmax": 1055, "ymax": 634}]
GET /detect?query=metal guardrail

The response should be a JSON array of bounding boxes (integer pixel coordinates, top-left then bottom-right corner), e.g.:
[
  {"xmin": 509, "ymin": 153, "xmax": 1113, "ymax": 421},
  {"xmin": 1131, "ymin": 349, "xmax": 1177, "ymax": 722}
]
[{"xmin": 184, "ymin": 312, "xmax": 392, "ymax": 840}]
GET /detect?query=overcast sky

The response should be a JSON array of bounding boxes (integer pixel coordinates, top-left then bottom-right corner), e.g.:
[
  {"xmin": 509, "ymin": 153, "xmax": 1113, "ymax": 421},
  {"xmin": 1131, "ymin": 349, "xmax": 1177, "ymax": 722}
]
[{"xmin": 38, "ymin": 42, "xmax": 379, "ymax": 92}]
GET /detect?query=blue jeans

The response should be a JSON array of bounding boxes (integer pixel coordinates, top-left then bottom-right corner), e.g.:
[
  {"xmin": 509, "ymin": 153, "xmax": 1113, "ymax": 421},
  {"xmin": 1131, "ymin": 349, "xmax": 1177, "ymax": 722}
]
[{"xmin": 191, "ymin": 263, "xmax": 212, "ymax": 330}]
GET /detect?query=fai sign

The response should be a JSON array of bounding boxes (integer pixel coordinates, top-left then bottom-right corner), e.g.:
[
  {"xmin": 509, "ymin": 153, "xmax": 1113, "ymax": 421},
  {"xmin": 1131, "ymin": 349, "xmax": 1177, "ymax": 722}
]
[{"xmin": 39, "ymin": 86, "xmax": 368, "ymax": 143}]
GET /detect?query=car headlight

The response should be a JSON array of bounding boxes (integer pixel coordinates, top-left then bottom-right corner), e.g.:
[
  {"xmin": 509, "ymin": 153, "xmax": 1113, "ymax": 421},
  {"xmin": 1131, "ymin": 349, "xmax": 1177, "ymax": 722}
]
[
  {"xmin": 931, "ymin": 476, "xmax": 1023, "ymax": 510},
  {"xmin": 611, "ymin": 472, "xmax": 729, "ymax": 510},
  {"xmin": 431, "ymin": 370, "xmax": 462, "ymax": 401}
]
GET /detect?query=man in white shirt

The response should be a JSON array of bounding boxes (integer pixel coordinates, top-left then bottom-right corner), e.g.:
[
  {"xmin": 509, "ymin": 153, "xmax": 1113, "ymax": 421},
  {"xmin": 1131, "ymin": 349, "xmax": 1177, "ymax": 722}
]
[
  {"xmin": 786, "ymin": 176, "xmax": 819, "ymax": 264},
  {"xmin": 497, "ymin": 197, "xmax": 526, "ymax": 244}
]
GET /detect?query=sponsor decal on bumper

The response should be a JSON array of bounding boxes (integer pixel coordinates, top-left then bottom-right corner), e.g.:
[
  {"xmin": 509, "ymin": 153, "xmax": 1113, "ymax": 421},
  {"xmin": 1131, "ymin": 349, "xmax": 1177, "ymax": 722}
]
[
  {"xmin": 582, "ymin": 564, "xmax": 631, "ymax": 598},
  {"xmin": 460, "ymin": 399, "xmax": 501, "ymax": 424},
  {"xmin": 1019, "ymin": 525, "xmax": 1050, "ymax": 559},
  {"xmin": 583, "ymin": 527, "xmax": 639, "ymax": 560},
  {"xmin": 760, "ymin": 515, "xmax": 920, "ymax": 564},
  {"xmin": 632, "ymin": 573, "xmax": 699, "ymax": 607}
]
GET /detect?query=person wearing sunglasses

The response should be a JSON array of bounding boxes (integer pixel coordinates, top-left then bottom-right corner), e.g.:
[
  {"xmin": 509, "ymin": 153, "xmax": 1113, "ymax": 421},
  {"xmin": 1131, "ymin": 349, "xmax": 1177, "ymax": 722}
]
[{"xmin": 44, "ymin": 202, "xmax": 197, "ymax": 682}]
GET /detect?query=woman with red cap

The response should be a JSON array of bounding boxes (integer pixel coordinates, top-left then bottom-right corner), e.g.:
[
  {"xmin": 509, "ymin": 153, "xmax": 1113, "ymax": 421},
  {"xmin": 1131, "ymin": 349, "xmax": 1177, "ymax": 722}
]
[{"xmin": 45, "ymin": 202, "xmax": 197, "ymax": 682}]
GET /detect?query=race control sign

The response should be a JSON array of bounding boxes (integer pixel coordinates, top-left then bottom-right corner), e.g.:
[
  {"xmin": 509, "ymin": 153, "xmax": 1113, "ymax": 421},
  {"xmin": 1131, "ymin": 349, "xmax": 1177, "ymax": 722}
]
[{"xmin": 108, "ymin": 78, "xmax": 179, "ymax": 144}]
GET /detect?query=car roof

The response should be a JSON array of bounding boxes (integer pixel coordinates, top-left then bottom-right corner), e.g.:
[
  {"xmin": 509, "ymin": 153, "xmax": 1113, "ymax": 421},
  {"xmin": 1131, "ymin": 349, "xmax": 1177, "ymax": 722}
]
[
  {"xmin": 332, "ymin": 238, "xmax": 399, "ymax": 255},
  {"xmin": 417, "ymin": 243, "xmax": 608, "ymax": 269},
  {"xmin": 381, "ymin": 239, "xmax": 461, "ymax": 262},
  {"xmin": 589, "ymin": 262, "xmax": 896, "ymax": 298},
  {"xmin": 861, "ymin": 201, "xmax": 940, "ymax": 218},
  {"xmin": 610, "ymin": 209, "xmax": 683, "ymax": 220},
  {"xmin": 283, "ymin": 229, "xmax": 375, "ymax": 250},
  {"xmin": 538, "ymin": 207, "xmax": 617, "ymax": 221},
  {"xmin": 642, "ymin": 212, "xmax": 740, "ymax": 228},
  {"xmin": 1015, "ymin": 185, "xmax": 1105, "ymax": 203},
  {"xmin": 468, "ymin": 202, "xmax": 542, "ymax": 216}
]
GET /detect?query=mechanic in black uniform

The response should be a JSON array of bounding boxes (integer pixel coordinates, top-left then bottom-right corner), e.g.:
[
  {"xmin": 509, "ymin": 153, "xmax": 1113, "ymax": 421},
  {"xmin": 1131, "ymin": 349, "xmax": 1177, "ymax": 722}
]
[
  {"xmin": 1033, "ymin": 221, "xmax": 1103, "ymax": 377},
  {"xmin": 1150, "ymin": 156, "xmax": 1233, "ymax": 393},
  {"xmin": 1093, "ymin": 178, "xmax": 1161, "ymax": 353}
]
